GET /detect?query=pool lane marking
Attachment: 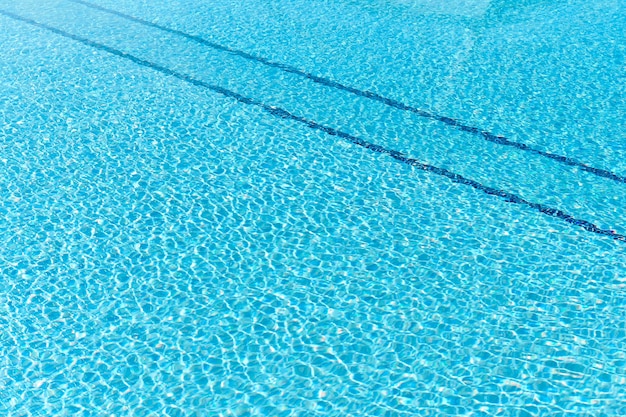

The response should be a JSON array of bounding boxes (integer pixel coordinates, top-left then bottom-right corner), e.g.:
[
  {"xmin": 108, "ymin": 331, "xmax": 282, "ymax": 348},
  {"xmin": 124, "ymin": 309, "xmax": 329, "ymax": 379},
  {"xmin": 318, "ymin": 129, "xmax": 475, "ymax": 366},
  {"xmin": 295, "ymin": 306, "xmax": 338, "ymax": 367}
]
[
  {"xmin": 65, "ymin": 0, "xmax": 626, "ymax": 186},
  {"xmin": 2, "ymin": 8, "xmax": 624, "ymax": 243}
]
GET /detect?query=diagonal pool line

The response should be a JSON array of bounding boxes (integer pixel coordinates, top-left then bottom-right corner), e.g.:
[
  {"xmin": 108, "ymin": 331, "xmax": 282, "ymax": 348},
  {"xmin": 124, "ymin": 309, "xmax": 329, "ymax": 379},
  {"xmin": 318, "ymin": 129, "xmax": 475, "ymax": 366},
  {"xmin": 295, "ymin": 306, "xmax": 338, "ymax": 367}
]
[
  {"xmin": 66, "ymin": 0, "xmax": 626, "ymax": 186},
  {"xmin": 1, "ymin": 8, "xmax": 624, "ymax": 243}
]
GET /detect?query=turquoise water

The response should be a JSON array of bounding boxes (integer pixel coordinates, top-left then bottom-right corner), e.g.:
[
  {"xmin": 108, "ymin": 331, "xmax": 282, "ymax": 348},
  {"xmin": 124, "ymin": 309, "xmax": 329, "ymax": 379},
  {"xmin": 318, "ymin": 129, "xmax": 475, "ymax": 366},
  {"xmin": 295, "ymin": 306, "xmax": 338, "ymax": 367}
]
[{"xmin": 1, "ymin": 0, "xmax": 625, "ymax": 415}]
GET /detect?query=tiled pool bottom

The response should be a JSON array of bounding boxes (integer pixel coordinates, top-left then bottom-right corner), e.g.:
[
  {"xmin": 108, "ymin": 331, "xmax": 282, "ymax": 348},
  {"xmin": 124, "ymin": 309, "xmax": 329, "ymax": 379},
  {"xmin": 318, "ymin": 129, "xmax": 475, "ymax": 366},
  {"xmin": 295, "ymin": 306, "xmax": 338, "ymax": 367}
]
[
  {"xmin": 2, "ymin": 62, "xmax": 625, "ymax": 414},
  {"xmin": 2, "ymin": 0, "xmax": 626, "ymax": 416}
]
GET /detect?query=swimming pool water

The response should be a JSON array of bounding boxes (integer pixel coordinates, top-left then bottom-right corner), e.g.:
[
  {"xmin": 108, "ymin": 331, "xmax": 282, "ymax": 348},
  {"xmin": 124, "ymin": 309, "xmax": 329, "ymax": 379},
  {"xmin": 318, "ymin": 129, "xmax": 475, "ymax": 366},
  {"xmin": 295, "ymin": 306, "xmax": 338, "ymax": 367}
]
[{"xmin": 0, "ymin": 0, "xmax": 625, "ymax": 415}]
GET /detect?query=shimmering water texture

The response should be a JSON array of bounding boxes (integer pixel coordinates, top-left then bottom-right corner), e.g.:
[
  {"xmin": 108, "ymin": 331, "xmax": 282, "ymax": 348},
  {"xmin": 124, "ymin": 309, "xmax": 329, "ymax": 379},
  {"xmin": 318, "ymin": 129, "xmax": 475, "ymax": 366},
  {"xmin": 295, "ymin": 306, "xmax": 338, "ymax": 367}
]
[{"xmin": 1, "ymin": 0, "xmax": 625, "ymax": 416}]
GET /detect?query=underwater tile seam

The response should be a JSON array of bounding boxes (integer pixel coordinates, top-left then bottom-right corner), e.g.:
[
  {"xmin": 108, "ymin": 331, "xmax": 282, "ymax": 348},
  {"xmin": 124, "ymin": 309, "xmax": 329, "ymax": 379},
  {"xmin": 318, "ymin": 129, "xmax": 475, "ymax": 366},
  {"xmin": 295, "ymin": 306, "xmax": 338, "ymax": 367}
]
[
  {"xmin": 67, "ymin": 0, "xmax": 626, "ymax": 186},
  {"xmin": 1, "ymin": 8, "xmax": 625, "ymax": 243}
]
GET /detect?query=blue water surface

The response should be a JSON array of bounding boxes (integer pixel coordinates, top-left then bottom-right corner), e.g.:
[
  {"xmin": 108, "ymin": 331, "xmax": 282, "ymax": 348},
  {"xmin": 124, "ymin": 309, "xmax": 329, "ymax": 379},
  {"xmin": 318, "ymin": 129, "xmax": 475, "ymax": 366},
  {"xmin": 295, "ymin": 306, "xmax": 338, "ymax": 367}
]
[{"xmin": 0, "ymin": 0, "xmax": 625, "ymax": 415}]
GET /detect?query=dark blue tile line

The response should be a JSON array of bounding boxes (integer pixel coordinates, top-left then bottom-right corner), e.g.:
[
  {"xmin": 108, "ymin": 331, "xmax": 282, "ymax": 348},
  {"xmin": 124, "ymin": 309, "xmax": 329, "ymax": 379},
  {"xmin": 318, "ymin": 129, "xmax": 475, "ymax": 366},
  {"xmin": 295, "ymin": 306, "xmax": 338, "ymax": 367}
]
[
  {"xmin": 68, "ymin": 0, "xmax": 626, "ymax": 185},
  {"xmin": 3, "ymin": 8, "xmax": 624, "ymax": 243}
]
